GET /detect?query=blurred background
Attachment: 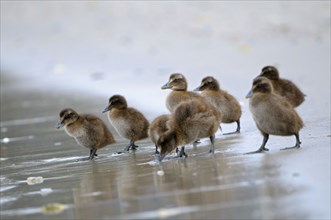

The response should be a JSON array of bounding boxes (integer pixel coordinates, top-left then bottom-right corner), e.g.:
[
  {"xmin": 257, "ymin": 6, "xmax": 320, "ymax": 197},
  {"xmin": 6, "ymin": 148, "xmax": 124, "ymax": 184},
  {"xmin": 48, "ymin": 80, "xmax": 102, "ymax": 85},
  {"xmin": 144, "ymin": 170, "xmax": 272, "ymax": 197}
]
[{"xmin": 1, "ymin": 1, "xmax": 330, "ymax": 118}]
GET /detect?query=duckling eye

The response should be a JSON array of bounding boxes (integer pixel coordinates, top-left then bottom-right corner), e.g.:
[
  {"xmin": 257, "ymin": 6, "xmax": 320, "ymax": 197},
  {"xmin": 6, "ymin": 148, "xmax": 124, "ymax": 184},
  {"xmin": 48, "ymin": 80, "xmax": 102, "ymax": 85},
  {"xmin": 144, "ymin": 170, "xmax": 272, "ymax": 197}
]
[{"xmin": 64, "ymin": 115, "xmax": 71, "ymax": 120}]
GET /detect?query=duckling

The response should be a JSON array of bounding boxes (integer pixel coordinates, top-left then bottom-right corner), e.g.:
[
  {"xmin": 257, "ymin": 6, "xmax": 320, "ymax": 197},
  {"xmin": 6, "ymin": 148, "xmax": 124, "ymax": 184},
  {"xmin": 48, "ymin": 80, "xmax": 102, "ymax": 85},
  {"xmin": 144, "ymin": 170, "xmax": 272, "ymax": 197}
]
[
  {"xmin": 194, "ymin": 76, "xmax": 242, "ymax": 134},
  {"xmin": 245, "ymin": 77, "xmax": 304, "ymax": 154},
  {"xmin": 102, "ymin": 95, "xmax": 149, "ymax": 152},
  {"xmin": 148, "ymin": 114, "xmax": 171, "ymax": 155},
  {"xmin": 157, "ymin": 99, "xmax": 222, "ymax": 161},
  {"xmin": 259, "ymin": 66, "xmax": 305, "ymax": 107},
  {"xmin": 56, "ymin": 108, "xmax": 115, "ymax": 160},
  {"xmin": 161, "ymin": 73, "xmax": 204, "ymax": 113}
]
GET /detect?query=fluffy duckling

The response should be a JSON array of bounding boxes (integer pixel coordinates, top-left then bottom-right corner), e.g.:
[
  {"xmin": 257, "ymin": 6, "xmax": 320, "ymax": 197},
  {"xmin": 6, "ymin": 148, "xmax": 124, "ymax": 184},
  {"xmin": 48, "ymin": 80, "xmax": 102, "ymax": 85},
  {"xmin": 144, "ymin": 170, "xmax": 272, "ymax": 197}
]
[
  {"xmin": 246, "ymin": 77, "xmax": 304, "ymax": 154},
  {"xmin": 56, "ymin": 108, "xmax": 115, "ymax": 160},
  {"xmin": 148, "ymin": 114, "xmax": 171, "ymax": 155},
  {"xmin": 157, "ymin": 100, "xmax": 222, "ymax": 161},
  {"xmin": 259, "ymin": 66, "xmax": 305, "ymax": 107},
  {"xmin": 194, "ymin": 76, "xmax": 242, "ymax": 134},
  {"xmin": 102, "ymin": 95, "xmax": 149, "ymax": 152},
  {"xmin": 161, "ymin": 73, "xmax": 204, "ymax": 113}
]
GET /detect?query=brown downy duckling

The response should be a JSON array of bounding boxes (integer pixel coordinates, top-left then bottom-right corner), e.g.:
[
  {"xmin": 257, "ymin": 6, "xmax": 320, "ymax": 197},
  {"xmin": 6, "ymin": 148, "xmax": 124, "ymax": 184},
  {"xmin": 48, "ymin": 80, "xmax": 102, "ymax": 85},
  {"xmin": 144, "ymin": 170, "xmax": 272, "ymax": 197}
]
[
  {"xmin": 245, "ymin": 76, "xmax": 304, "ymax": 154},
  {"xmin": 194, "ymin": 76, "xmax": 242, "ymax": 134},
  {"xmin": 56, "ymin": 108, "xmax": 115, "ymax": 160},
  {"xmin": 161, "ymin": 73, "xmax": 204, "ymax": 113},
  {"xmin": 259, "ymin": 66, "xmax": 305, "ymax": 107},
  {"xmin": 157, "ymin": 99, "xmax": 222, "ymax": 161},
  {"xmin": 102, "ymin": 95, "xmax": 149, "ymax": 152},
  {"xmin": 148, "ymin": 114, "xmax": 171, "ymax": 155}
]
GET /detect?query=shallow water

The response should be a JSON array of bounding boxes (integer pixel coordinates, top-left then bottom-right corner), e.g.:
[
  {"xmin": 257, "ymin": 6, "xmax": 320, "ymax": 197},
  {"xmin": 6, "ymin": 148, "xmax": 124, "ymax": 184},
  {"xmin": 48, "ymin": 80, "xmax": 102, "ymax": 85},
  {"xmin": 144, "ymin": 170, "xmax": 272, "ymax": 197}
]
[
  {"xmin": 1, "ymin": 2, "xmax": 330, "ymax": 219},
  {"xmin": 1, "ymin": 76, "xmax": 330, "ymax": 219}
]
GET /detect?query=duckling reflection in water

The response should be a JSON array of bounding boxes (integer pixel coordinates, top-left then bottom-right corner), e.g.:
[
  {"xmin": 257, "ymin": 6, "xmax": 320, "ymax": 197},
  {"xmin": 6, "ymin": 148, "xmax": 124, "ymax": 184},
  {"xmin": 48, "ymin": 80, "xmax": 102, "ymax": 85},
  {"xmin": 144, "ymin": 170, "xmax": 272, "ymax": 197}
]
[
  {"xmin": 259, "ymin": 66, "xmax": 305, "ymax": 107},
  {"xmin": 56, "ymin": 108, "xmax": 115, "ymax": 160},
  {"xmin": 148, "ymin": 114, "xmax": 171, "ymax": 155},
  {"xmin": 194, "ymin": 76, "xmax": 242, "ymax": 135},
  {"xmin": 102, "ymin": 95, "xmax": 149, "ymax": 153},
  {"xmin": 245, "ymin": 77, "xmax": 304, "ymax": 154},
  {"xmin": 157, "ymin": 100, "xmax": 222, "ymax": 161},
  {"xmin": 161, "ymin": 73, "xmax": 204, "ymax": 113}
]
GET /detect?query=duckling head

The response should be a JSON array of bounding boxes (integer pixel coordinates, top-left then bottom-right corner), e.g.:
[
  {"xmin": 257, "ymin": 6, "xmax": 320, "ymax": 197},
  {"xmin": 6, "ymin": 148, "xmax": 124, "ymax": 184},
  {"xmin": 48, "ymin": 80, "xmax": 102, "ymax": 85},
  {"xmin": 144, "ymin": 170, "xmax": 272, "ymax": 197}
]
[
  {"xmin": 161, "ymin": 73, "xmax": 188, "ymax": 91},
  {"xmin": 246, "ymin": 77, "xmax": 273, "ymax": 98},
  {"xmin": 260, "ymin": 66, "xmax": 279, "ymax": 80},
  {"xmin": 157, "ymin": 130, "xmax": 177, "ymax": 159},
  {"xmin": 102, "ymin": 95, "xmax": 128, "ymax": 113},
  {"xmin": 56, "ymin": 108, "xmax": 80, "ymax": 129},
  {"xmin": 194, "ymin": 76, "xmax": 220, "ymax": 91}
]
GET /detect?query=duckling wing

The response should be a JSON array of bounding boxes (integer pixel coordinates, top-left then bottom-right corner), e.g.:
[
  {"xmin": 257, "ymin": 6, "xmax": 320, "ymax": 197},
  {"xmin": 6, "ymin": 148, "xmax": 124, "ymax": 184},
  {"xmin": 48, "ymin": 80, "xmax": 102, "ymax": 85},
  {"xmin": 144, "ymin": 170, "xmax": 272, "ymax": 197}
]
[
  {"xmin": 174, "ymin": 100, "xmax": 219, "ymax": 140},
  {"xmin": 253, "ymin": 95, "xmax": 303, "ymax": 135},
  {"xmin": 276, "ymin": 79, "xmax": 305, "ymax": 106},
  {"xmin": 125, "ymin": 108, "xmax": 149, "ymax": 139},
  {"xmin": 84, "ymin": 114, "xmax": 115, "ymax": 143}
]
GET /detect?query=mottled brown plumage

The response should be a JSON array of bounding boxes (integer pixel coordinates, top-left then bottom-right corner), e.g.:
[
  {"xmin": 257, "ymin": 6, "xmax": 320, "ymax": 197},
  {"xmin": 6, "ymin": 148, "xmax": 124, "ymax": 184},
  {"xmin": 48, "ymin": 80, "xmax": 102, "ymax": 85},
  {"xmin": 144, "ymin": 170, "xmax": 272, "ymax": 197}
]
[
  {"xmin": 157, "ymin": 100, "xmax": 222, "ymax": 161},
  {"xmin": 246, "ymin": 77, "xmax": 304, "ymax": 153},
  {"xmin": 194, "ymin": 76, "xmax": 242, "ymax": 134},
  {"xmin": 148, "ymin": 114, "xmax": 171, "ymax": 154},
  {"xmin": 102, "ymin": 95, "xmax": 149, "ymax": 152},
  {"xmin": 56, "ymin": 108, "xmax": 115, "ymax": 160},
  {"xmin": 259, "ymin": 66, "xmax": 305, "ymax": 107},
  {"xmin": 161, "ymin": 73, "xmax": 204, "ymax": 113}
]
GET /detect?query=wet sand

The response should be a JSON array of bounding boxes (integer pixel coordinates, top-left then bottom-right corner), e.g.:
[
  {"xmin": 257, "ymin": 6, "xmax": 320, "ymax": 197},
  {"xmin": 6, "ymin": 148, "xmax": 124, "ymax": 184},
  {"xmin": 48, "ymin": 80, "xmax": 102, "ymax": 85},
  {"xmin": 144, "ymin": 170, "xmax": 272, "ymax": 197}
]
[
  {"xmin": 0, "ymin": 2, "xmax": 330, "ymax": 218},
  {"xmin": 1, "ymin": 74, "xmax": 330, "ymax": 219}
]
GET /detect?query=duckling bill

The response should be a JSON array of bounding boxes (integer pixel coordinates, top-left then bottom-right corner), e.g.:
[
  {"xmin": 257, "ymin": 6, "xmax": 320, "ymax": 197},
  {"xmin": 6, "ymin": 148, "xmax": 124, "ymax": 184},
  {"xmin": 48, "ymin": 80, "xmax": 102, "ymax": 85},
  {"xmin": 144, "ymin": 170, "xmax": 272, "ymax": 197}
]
[
  {"xmin": 161, "ymin": 73, "xmax": 204, "ymax": 113},
  {"xmin": 56, "ymin": 108, "xmax": 115, "ymax": 160},
  {"xmin": 102, "ymin": 95, "xmax": 149, "ymax": 153},
  {"xmin": 245, "ymin": 77, "xmax": 304, "ymax": 154}
]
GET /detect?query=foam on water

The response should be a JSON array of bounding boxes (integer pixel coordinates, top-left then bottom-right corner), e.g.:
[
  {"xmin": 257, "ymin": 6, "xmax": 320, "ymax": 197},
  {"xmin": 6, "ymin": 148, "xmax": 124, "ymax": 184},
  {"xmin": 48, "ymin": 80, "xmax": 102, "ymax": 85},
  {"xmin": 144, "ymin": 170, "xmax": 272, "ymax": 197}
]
[{"xmin": 42, "ymin": 156, "xmax": 85, "ymax": 163}]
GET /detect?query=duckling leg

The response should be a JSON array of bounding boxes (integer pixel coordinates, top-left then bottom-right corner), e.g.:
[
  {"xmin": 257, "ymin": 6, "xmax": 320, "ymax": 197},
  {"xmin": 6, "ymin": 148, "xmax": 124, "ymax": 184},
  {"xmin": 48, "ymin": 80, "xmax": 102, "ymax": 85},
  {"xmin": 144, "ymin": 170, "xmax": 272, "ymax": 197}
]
[
  {"xmin": 90, "ymin": 149, "xmax": 98, "ymax": 157},
  {"xmin": 245, "ymin": 134, "xmax": 269, "ymax": 154},
  {"xmin": 236, "ymin": 120, "xmax": 241, "ymax": 133},
  {"xmin": 88, "ymin": 148, "xmax": 98, "ymax": 160},
  {"xmin": 123, "ymin": 140, "xmax": 139, "ymax": 152},
  {"xmin": 157, "ymin": 154, "xmax": 166, "ymax": 162},
  {"xmin": 177, "ymin": 146, "xmax": 188, "ymax": 158},
  {"xmin": 223, "ymin": 120, "xmax": 241, "ymax": 135},
  {"xmin": 154, "ymin": 145, "xmax": 160, "ymax": 154},
  {"xmin": 130, "ymin": 141, "xmax": 139, "ymax": 150},
  {"xmin": 280, "ymin": 133, "xmax": 301, "ymax": 150},
  {"xmin": 209, "ymin": 135, "xmax": 215, "ymax": 154}
]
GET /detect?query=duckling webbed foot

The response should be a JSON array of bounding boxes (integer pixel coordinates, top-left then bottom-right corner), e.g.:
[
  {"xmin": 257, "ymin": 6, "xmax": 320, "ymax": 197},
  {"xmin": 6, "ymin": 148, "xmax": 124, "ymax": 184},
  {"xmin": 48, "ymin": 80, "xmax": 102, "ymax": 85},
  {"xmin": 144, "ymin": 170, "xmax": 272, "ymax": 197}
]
[
  {"xmin": 280, "ymin": 145, "xmax": 300, "ymax": 150},
  {"xmin": 280, "ymin": 133, "xmax": 301, "ymax": 150},
  {"xmin": 123, "ymin": 141, "xmax": 139, "ymax": 152},
  {"xmin": 193, "ymin": 139, "xmax": 201, "ymax": 144},
  {"xmin": 245, "ymin": 134, "xmax": 269, "ymax": 154},
  {"xmin": 245, "ymin": 147, "xmax": 269, "ymax": 154},
  {"xmin": 131, "ymin": 144, "xmax": 139, "ymax": 151},
  {"xmin": 176, "ymin": 146, "xmax": 188, "ymax": 158},
  {"xmin": 223, "ymin": 130, "xmax": 240, "ymax": 135},
  {"xmin": 88, "ymin": 148, "xmax": 98, "ymax": 160}
]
